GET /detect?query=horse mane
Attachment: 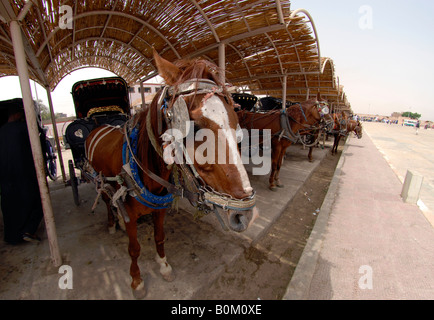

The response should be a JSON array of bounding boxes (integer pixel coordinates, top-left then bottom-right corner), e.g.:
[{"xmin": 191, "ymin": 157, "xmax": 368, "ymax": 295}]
[{"xmin": 173, "ymin": 58, "xmax": 224, "ymax": 87}]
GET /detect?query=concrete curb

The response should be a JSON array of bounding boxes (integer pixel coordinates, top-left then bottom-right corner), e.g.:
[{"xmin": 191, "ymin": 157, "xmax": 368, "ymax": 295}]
[{"xmin": 282, "ymin": 141, "xmax": 349, "ymax": 300}]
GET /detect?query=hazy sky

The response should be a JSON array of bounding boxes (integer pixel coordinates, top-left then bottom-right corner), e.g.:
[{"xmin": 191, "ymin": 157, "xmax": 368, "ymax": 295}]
[
  {"xmin": 1, "ymin": 1, "xmax": 433, "ymax": 120},
  {"xmin": 291, "ymin": 0, "xmax": 434, "ymax": 120}
]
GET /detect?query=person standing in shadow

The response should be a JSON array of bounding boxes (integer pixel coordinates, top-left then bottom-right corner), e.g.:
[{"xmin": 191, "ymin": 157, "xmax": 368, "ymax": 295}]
[{"xmin": 0, "ymin": 99, "xmax": 43, "ymax": 244}]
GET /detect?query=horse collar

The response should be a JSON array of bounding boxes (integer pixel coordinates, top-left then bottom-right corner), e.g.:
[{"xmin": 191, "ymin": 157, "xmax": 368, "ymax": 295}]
[{"xmin": 122, "ymin": 125, "xmax": 174, "ymax": 209}]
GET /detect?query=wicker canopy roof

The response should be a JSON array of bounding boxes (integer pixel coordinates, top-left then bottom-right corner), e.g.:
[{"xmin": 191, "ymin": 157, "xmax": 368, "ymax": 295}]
[{"xmin": 0, "ymin": 0, "xmax": 351, "ymax": 111}]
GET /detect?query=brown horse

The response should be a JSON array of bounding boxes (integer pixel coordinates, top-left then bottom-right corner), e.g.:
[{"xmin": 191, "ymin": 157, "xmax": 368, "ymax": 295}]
[
  {"xmin": 237, "ymin": 93, "xmax": 328, "ymax": 190},
  {"xmin": 331, "ymin": 112, "xmax": 363, "ymax": 155},
  {"xmin": 84, "ymin": 50, "xmax": 258, "ymax": 298},
  {"xmin": 298, "ymin": 111, "xmax": 333, "ymax": 162}
]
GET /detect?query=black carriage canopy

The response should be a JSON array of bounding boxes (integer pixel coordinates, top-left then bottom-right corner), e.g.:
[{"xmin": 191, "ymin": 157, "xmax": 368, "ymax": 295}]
[
  {"xmin": 66, "ymin": 76, "xmax": 131, "ymax": 167},
  {"xmin": 232, "ymin": 92, "xmax": 258, "ymax": 111},
  {"xmin": 71, "ymin": 77, "xmax": 131, "ymax": 119}
]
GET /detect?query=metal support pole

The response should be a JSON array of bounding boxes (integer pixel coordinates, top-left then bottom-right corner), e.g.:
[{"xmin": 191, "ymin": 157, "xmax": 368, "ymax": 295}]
[
  {"xmin": 282, "ymin": 75, "xmax": 287, "ymax": 109},
  {"xmin": 10, "ymin": 20, "xmax": 62, "ymax": 267},
  {"xmin": 140, "ymin": 81, "xmax": 145, "ymax": 110},
  {"xmin": 45, "ymin": 85, "xmax": 66, "ymax": 183},
  {"xmin": 218, "ymin": 42, "xmax": 225, "ymax": 84}
]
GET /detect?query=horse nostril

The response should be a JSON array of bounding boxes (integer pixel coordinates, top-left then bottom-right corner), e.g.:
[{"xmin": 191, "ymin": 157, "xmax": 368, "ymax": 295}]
[{"xmin": 229, "ymin": 211, "xmax": 248, "ymax": 232}]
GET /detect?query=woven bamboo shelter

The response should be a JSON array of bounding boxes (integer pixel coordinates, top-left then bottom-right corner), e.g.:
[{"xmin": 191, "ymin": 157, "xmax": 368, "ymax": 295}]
[{"xmin": 0, "ymin": 0, "xmax": 351, "ymax": 110}]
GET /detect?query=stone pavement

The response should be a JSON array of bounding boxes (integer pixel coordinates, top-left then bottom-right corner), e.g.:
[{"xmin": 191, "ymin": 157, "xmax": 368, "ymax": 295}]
[
  {"xmin": 0, "ymin": 141, "xmax": 330, "ymax": 300},
  {"xmin": 284, "ymin": 129, "xmax": 434, "ymax": 300}
]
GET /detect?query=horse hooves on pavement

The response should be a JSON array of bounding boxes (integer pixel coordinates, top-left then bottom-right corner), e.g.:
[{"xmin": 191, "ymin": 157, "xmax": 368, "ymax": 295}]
[{"xmin": 132, "ymin": 281, "xmax": 147, "ymax": 300}]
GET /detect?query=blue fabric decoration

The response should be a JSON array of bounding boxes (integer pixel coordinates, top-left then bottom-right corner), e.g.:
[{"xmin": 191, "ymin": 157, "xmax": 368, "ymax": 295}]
[{"xmin": 122, "ymin": 127, "xmax": 173, "ymax": 209}]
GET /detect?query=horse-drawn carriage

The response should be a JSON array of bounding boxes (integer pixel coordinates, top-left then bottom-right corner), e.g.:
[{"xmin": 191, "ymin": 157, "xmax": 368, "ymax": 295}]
[{"xmin": 64, "ymin": 76, "xmax": 130, "ymax": 205}]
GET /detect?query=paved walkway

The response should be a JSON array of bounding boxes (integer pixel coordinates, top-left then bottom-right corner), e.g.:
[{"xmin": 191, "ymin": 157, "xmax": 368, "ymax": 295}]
[{"xmin": 284, "ymin": 129, "xmax": 434, "ymax": 300}]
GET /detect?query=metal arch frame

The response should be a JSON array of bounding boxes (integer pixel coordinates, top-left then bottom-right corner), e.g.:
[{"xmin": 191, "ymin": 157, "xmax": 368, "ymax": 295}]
[
  {"xmin": 287, "ymin": 8, "xmax": 322, "ymax": 100},
  {"xmin": 40, "ymin": 26, "xmax": 136, "ymax": 64},
  {"xmin": 43, "ymin": 36, "xmax": 156, "ymax": 85},
  {"xmin": 189, "ymin": 0, "xmax": 220, "ymax": 43},
  {"xmin": 320, "ymin": 57, "xmax": 337, "ymax": 90},
  {"xmin": 0, "ymin": 50, "xmax": 41, "ymax": 82},
  {"xmin": 35, "ymin": 10, "xmax": 182, "ymax": 59},
  {"xmin": 47, "ymin": 55, "xmax": 143, "ymax": 89},
  {"xmin": 227, "ymin": 42, "xmax": 259, "ymax": 91},
  {"xmin": 32, "ymin": 0, "xmax": 233, "ymax": 88},
  {"xmin": 288, "ymin": 8, "xmax": 322, "ymax": 71}
]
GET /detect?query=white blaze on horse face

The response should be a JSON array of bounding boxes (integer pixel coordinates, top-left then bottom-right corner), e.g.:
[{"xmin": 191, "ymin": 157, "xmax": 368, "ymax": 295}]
[{"xmin": 201, "ymin": 95, "xmax": 253, "ymax": 195}]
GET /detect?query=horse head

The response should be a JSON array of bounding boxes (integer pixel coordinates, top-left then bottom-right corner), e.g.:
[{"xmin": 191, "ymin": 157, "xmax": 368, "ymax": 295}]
[
  {"xmin": 153, "ymin": 50, "xmax": 258, "ymax": 232},
  {"xmin": 296, "ymin": 93, "xmax": 329, "ymax": 126},
  {"xmin": 353, "ymin": 120, "xmax": 363, "ymax": 139}
]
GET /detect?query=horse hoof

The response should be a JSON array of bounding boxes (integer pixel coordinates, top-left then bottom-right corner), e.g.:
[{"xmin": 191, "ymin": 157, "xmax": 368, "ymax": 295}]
[
  {"xmin": 269, "ymin": 186, "xmax": 277, "ymax": 191},
  {"xmin": 117, "ymin": 217, "xmax": 126, "ymax": 232},
  {"xmin": 277, "ymin": 184, "xmax": 284, "ymax": 188},
  {"xmin": 132, "ymin": 281, "xmax": 147, "ymax": 299},
  {"xmin": 162, "ymin": 271, "xmax": 176, "ymax": 282},
  {"xmin": 156, "ymin": 254, "xmax": 175, "ymax": 282},
  {"xmin": 108, "ymin": 225, "xmax": 116, "ymax": 234}
]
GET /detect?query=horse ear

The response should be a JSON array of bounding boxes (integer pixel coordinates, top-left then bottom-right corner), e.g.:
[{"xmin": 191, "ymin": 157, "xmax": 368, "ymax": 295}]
[
  {"xmin": 153, "ymin": 48, "xmax": 182, "ymax": 85},
  {"xmin": 316, "ymin": 92, "xmax": 322, "ymax": 101}
]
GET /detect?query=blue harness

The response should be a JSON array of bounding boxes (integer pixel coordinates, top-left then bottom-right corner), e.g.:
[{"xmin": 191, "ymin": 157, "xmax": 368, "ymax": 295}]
[{"xmin": 122, "ymin": 126, "xmax": 174, "ymax": 209}]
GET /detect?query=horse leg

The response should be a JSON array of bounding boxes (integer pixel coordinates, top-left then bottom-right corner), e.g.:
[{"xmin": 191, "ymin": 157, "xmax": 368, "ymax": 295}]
[
  {"xmin": 152, "ymin": 210, "xmax": 175, "ymax": 282},
  {"xmin": 125, "ymin": 217, "xmax": 146, "ymax": 299},
  {"xmin": 101, "ymin": 193, "xmax": 117, "ymax": 234},
  {"xmin": 274, "ymin": 144, "xmax": 289, "ymax": 188},
  {"xmin": 331, "ymin": 134, "xmax": 338, "ymax": 155},
  {"xmin": 308, "ymin": 146, "xmax": 313, "ymax": 162},
  {"xmin": 268, "ymin": 140, "xmax": 280, "ymax": 191},
  {"xmin": 335, "ymin": 135, "xmax": 341, "ymax": 154}
]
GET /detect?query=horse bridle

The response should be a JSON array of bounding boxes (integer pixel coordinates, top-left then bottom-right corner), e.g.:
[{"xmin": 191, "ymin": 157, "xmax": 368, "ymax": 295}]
[
  {"xmin": 277, "ymin": 100, "xmax": 330, "ymax": 145},
  {"xmin": 126, "ymin": 78, "xmax": 256, "ymax": 220}
]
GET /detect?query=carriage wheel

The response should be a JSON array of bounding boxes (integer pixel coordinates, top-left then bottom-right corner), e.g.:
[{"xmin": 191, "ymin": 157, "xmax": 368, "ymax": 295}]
[
  {"xmin": 45, "ymin": 139, "xmax": 57, "ymax": 181},
  {"xmin": 68, "ymin": 160, "xmax": 80, "ymax": 206}
]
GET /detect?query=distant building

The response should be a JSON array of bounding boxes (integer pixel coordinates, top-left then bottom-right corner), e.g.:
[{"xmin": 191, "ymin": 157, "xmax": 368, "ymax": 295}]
[{"xmin": 128, "ymin": 82, "xmax": 163, "ymax": 113}]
